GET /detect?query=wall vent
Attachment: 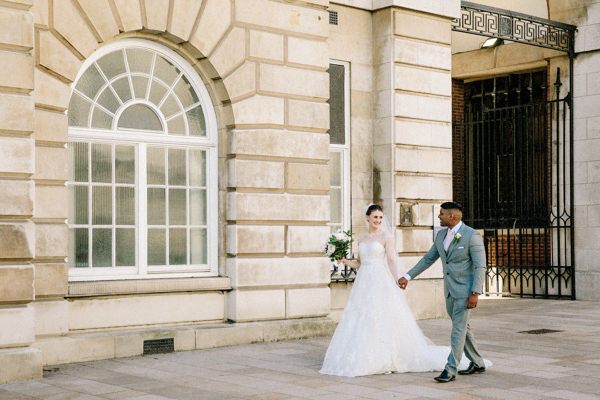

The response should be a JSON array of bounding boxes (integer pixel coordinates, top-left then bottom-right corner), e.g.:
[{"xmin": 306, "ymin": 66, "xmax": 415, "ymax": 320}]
[
  {"xmin": 143, "ymin": 338, "xmax": 174, "ymax": 354},
  {"xmin": 328, "ymin": 10, "xmax": 338, "ymax": 25}
]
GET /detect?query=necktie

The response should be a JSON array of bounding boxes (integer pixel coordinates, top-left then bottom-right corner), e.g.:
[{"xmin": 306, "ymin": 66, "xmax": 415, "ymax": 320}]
[{"xmin": 443, "ymin": 228, "xmax": 454, "ymax": 252}]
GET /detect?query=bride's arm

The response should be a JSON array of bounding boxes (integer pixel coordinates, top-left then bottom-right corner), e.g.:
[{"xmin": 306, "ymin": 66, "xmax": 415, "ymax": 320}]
[{"xmin": 384, "ymin": 234, "xmax": 401, "ymax": 281}]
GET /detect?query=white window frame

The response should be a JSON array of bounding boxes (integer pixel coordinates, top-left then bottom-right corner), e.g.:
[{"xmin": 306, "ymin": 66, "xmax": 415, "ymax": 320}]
[
  {"xmin": 67, "ymin": 39, "xmax": 218, "ymax": 281},
  {"xmin": 329, "ymin": 60, "xmax": 351, "ymax": 233}
]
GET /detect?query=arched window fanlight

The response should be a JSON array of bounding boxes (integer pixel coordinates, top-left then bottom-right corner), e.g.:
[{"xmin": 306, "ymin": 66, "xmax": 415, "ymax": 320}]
[
  {"xmin": 68, "ymin": 46, "xmax": 207, "ymax": 136},
  {"xmin": 67, "ymin": 40, "xmax": 217, "ymax": 280}
]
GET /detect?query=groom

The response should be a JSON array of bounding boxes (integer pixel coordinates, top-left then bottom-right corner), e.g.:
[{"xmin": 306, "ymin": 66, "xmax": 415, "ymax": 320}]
[{"xmin": 398, "ymin": 202, "xmax": 486, "ymax": 383}]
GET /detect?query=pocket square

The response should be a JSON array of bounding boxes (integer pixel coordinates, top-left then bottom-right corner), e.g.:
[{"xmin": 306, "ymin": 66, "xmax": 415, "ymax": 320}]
[{"xmin": 458, "ymin": 246, "xmax": 465, "ymax": 249}]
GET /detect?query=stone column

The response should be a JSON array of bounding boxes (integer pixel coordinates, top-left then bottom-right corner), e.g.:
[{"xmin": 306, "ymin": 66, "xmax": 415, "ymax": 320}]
[
  {"xmin": 568, "ymin": 1, "xmax": 600, "ymax": 299},
  {"xmin": 0, "ymin": 0, "xmax": 42, "ymax": 383},
  {"xmin": 373, "ymin": 1, "xmax": 459, "ymax": 317},
  {"xmin": 225, "ymin": 0, "xmax": 332, "ymax": 322}
]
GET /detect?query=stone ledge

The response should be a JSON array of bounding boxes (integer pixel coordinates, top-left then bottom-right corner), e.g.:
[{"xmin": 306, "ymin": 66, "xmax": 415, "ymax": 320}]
[
  {"xmin": 34, "ymin": 317, "xmax": 336, "ymax": 367},
  {"xmin": 0, "ymin": 347, "xmax": 42, "ymax": 384},
  {"xmin": 67, "ymin": 277, "xmax": 232, "ymax": 298}
]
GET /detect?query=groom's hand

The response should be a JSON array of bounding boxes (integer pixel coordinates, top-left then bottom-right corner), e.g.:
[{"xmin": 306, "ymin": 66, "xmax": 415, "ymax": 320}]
[
  {"xmin": 398, "ymin": 277, "xmax": 408, "ymax": 290},
  {"xmin": 466, "ymin": 294, "xmax": 479, "ymax": 309}
]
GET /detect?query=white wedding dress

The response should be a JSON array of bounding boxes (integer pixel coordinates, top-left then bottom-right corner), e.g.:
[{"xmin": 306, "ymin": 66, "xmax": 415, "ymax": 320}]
[{"xmin": 320, "ymin": 237, "xmax": 472, "ymax": 377}]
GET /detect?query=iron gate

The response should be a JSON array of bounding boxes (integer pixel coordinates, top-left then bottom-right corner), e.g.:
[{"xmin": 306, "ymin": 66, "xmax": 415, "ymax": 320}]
[{"xmin": 463, "ymin": 69, "xmax": 574, "ymax": 298}]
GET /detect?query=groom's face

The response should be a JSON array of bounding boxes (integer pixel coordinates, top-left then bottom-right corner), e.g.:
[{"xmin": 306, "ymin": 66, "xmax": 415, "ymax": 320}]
[{"xmin": 438, "ymin": 208, "xmax": 454, "ymax": 227}]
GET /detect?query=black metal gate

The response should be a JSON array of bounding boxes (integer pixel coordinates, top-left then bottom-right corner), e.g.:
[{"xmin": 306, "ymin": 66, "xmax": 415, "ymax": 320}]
[
  {"xmin": 463, "ymin": 69, "xmax": 574, "ymax": 298},
  {"xmin": 453, "ymin": 2, "xmax": 577, "ymax": 299}
]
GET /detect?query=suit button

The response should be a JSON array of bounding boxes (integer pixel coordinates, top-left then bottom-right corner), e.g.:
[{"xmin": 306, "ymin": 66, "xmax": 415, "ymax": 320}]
[{"xmin": 446, "ymin": 272, "xmax": 449, "ymax": 275}]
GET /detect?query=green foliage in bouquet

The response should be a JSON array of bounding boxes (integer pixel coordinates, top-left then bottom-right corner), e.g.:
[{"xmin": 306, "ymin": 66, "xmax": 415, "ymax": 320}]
[{"xmin": 323, "ymin": 230, "xmax": 353, "ymax": 262}]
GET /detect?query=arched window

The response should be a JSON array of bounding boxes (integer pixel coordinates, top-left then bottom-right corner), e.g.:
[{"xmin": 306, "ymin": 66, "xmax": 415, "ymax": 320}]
[{"xmin": 67, "ymin": 39, "xmax": 218, "ymax": 280}]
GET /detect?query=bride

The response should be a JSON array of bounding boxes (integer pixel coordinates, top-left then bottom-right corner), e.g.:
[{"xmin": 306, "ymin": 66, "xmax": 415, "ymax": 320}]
[{"xmin": 320, "ymin": 204, "xmax": 474, "ymax": 377}]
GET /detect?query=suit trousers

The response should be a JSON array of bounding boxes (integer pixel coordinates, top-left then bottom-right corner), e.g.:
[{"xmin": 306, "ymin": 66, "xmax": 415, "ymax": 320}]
[{"xmin": 444, "ymin": 295, "xmax": 484, "ymax": 374}]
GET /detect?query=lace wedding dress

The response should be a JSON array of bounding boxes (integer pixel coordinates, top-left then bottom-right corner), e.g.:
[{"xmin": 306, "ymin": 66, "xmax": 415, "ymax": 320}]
[{"xmin": 320, "ymin": 235, "xmax": 472, "ymax": 377}]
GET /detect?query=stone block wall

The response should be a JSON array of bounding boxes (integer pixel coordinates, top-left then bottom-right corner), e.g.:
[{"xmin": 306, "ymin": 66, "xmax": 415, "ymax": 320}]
[
  {"xmin": 0, "ymin": 0, "xmax": 43, "ymax": 383},
  {"xmin": 566, "ymin": 1, "xmax": 600, "ymax": 299}
]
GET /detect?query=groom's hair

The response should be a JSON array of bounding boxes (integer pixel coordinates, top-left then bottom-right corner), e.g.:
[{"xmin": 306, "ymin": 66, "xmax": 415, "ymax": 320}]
[
  {"xmin": 441, "ymin": 201, "xmax": 463, "ymax": 219},
  {"xmin": 441, "ymin": 201, "xmax": 462, "ymax": 211}
]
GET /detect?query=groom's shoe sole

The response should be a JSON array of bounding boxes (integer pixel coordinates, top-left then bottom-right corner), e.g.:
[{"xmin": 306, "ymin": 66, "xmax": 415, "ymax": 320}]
[
  {"xmin": 458, "ymin": 365, "xmax": 486, "ymax": 375},
  {"xmin": 434, "ymin": 371, "xmax": 456, "ymax": 383}
]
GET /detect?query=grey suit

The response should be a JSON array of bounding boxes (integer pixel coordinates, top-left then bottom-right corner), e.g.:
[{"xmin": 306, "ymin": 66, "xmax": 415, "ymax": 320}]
[{"xmin": 406, "ymin": 222, "xmax": 486, "ymax": 374}]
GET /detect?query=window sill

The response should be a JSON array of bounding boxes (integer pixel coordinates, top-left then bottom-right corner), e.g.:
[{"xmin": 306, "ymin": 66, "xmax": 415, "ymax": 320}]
[{"xmin": 67, "ymin": 277, "xmax": 232, "ymax": 298}]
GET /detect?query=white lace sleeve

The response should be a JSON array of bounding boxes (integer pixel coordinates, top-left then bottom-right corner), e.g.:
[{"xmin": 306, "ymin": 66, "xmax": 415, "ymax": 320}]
[{"xmin": 384, "ymin": 233, "xmax": 401, "ymax": 280}]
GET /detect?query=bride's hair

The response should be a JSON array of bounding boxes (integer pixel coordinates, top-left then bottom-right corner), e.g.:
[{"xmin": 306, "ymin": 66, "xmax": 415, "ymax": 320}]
[{"xmin": 365, "ymin": 204, "xmax": 383, "ymax": 216}]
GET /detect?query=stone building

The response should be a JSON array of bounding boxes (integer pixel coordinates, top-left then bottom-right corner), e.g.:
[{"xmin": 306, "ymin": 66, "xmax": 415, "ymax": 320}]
[{"xmin": 0, "ymin": 0, "xmax": 598, "ymax": 383}]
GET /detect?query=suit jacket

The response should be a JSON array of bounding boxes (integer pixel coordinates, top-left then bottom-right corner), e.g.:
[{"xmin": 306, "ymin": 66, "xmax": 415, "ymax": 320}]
[{"xmin": 406, "ymin": 223, "xmax": 486, "ymax": 299}]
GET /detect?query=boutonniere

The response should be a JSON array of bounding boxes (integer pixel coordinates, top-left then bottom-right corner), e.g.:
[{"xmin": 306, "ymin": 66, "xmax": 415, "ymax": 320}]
[{"xmin": 454, "ymin": 233, "xmax": 462, "ymax": 243}]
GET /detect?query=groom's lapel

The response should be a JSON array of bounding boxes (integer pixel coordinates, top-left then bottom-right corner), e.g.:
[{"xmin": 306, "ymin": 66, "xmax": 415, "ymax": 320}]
[
  {"xmin": 446, "ymin": 224, "xmax": 465, "ymax": 259},
  {"xmin": 435, "ymin": 230, "xmax": 447, "ymax": 263}
]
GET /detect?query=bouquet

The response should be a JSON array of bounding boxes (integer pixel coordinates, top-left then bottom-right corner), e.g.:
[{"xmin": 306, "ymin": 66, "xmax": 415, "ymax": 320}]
[{"xmin": 323, "ymin": 230, "xmax": 353, "ymax": 264}]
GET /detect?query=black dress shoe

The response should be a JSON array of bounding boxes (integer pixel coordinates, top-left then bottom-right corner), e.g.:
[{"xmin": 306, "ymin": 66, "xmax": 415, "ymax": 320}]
[
  {"xmin": 434, "ymin": 369, "xmax": 456, "ymax": 382},
  {"xmin": 458, "ymin": 362, "xmax": 486, "ymax": 375}
]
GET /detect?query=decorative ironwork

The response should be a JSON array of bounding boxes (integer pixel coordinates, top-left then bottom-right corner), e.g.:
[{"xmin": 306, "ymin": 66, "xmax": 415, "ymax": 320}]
[
  {"xmin": 463, "ymin": 69, "xmax": 575, "ymax": 299},
  {"xmin": 453, "ymin": 2, "xmax": 576, "ymax": 56},
  {"xmin": 331, "ymin": 263, "xmax": 356, "ymax": 283}
]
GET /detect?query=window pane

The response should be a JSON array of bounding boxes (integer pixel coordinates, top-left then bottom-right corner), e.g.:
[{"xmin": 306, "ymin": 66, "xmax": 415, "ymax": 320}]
[
  {"xmin": 154, "ymin": 55, "xmax": 180, "ymax": 87},
  {"xmin": 167, "ymin": 115, "xmax": 185, "ymax": 135},
  {"xmin": 118, "ymin": 104, "xmax": 163, "ymax": 131},
  {"xmin": 160, "ymin": 94, "xmax": 180, "ymax": 119},
  {"xmin": 148, "ymin": 79, "xmax": 168, "ymax": 105},
  {"xmin": 190, "ymin": 228, "xmax": 207, "ymax": 264},
  {"xmin": 70, "ymin": 185, "xmax": 88, "ymax": 224},
  {"xmin": 96, "ymin": 50, "xmax": 127, "ymax": 80},
  {"xmin": 71, "ymin": 228, "xmax": 89, "ymax": 268},
  {"xmin": 70, "ymin": 142, "xmax": 89, "ymax": 182},
  {"xmin": 132, "ymin": 75, "xmax": 149, "ymax": 99},
  {"xmin": 97, "ymin": 88, "xmax": 120, "ymax": 113},
  {"xmin": 147, "ymin": 188, "xmax": 166, "ymax": 225},
  {"xmin": 173, "ymin": 75, "xmax": 199, "ymax": 108},
  {"xmin": 169, "ymin": 188, "xmax": 186, "ymax": 225},
  {"xmin": 116, "ymin": 187, "xmax": 135, "ymax": 225},
  {"xmin": 169, "ymin": 228, "xmax": 187, "ymax": 265},
  {"xmin": 330, "ymin": 188, "xmax": 342, "ymax": 224},
  {"xmin": 92, "ymin": 143, "xmax": 112, "ymax": 183},
  {"xmin": 92, "ymin": 228, "xmax": 112, "ymax": 267},
  {"xmin": 115, "ymin": 145, "xmax": 135, "ymax": 184},
  {"xmin": 68, "ymin": 92, "xmax": 92, "ymax": 127},
  {"xmin": 126, "ymin": 48, "xmax": 153, "ymax": 74},
  {"xmin": 190, "ymin": 189, "xmax": 206, "ymax": 225},
  {"xmin": 168, "ymin": 148, "xmax": 186, "ymax": 186},
  {"xmin": 91, "ymin": 107, "xmax": 113, "ymax": 129},
  {"xmin": 189, "ymin": 150, "xmax": 206, "ymax": 187},
  {"xmin": 92, "ymin": 186, "xmax": 112, "ymax": 225},
  {"xmin": 187, "ymin": 105, "xmax": 206, "ymax": 136},
  {"xmin": 112, "ymin": 76, "xmax": 132, "ymax": 103},
  {"xmin": 328, "ymin": 64, "xmax": 346, "ymax": 145},
  {"xmin": 148, "ymin": 228, "xmax": 166, "ymax": 265},
  {"xmin": 76, "ymin": 64, "xmax": 105, "ymax": 99},
  {"xmin": 116, "ymin": 228, "xmax": 135, "ymax": 266},
  {"xmin": 330, "ymin": 151, "xmax": 341, "ymax": 186},
  {"xmin": 147, "ymin": 147, "xmax": 165, "ymax": 184}
]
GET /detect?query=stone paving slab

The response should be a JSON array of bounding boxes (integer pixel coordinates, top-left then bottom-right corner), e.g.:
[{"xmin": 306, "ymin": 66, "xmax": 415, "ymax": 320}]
[{"xmin": 2, "ymin": 298, "xmax": 600, "ymax": 399}]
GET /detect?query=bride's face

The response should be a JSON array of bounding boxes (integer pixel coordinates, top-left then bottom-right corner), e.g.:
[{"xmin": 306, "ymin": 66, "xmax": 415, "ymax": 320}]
[{"xmin": 367, "ymin": 210, "xmax": 384, "ymax": 231}]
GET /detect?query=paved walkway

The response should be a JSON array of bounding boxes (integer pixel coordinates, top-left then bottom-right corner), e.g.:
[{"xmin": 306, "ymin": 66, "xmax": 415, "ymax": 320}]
[{"xmin": 2, "ymin": 298, "xmax": 600, "ymax": 400}]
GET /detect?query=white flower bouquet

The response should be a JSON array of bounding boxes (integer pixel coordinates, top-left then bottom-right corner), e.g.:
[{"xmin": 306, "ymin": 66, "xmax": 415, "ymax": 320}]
[{"xmin": 323, "ymin": 230, "xmax": 353, "ymax": 264}]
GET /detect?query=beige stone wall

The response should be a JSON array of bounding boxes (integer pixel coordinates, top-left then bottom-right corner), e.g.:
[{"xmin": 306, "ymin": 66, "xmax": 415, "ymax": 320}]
[
  {"xmin": 562, "ymin": 1, "xmax": 600, "ymax": 300},
  {"xmin": 0, "ymin": 0, "xmax": 43, "ymax": 383}
]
